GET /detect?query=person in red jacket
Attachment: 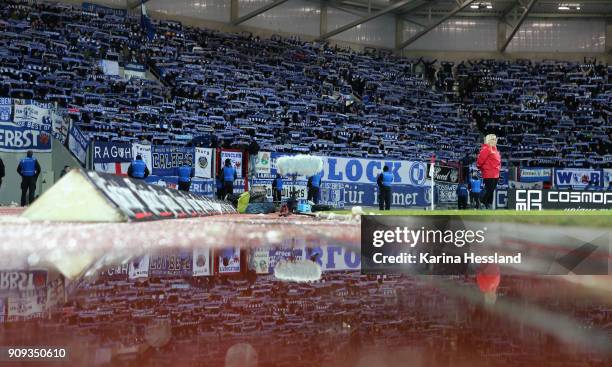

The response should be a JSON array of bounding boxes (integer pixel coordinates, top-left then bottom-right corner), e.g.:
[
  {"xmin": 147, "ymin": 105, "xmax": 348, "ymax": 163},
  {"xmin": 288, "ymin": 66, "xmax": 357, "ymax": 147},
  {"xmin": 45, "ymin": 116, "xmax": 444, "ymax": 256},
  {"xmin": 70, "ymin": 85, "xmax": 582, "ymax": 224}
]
[{"xmin": 476, "ymin": 134, "xmax": 501, "ymax": 209}]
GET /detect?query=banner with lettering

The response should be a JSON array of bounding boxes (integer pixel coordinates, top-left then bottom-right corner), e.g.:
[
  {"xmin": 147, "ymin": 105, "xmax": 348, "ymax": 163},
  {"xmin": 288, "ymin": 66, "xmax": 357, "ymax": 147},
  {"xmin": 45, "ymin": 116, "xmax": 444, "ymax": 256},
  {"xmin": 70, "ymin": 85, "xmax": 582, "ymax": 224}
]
[
  {"xmin": 220, "ymin": 150, "xmax": 243, "ymax": 178},
  {"xmin": 554, "ymin": 168, "xmax": 603, "ymax": 189},
  {"xmin": 151, "ymin": 145, "xmax": 194, "ymax": 176},
  {"xmin": 68, "ymin": 125, "xmax": 89, "ymax": 164},
  {"xmin": 132, "ymin": 143, "xmax": 153, "ymax": 173}
]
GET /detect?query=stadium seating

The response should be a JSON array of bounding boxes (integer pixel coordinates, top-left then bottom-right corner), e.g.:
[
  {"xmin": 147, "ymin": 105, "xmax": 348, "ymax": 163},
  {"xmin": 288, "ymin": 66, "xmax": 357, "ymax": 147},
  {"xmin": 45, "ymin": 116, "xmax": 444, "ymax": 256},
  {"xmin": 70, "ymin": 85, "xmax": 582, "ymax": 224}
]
[{"xmin": 0, "ymin": 1, "xmax": 610, "ymax": 168}]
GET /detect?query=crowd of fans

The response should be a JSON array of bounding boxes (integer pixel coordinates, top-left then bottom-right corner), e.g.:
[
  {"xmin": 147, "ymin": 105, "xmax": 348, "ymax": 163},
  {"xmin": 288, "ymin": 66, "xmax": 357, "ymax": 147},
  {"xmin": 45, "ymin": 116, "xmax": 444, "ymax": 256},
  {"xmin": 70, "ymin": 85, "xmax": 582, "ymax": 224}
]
[{"xmin": 0, "ymin": 1, "xmax": 610, "ymax": 169}]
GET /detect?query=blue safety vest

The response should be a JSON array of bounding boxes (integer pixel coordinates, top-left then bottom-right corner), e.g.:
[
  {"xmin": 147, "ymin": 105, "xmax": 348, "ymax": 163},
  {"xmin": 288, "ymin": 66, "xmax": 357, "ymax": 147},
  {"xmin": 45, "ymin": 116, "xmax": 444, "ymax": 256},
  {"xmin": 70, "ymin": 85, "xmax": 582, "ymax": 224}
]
[
  {"xmin": 457, "ymin": 184, "xmax": 469, "ymax": 197},
  {"xmin": 20, "ymin": 157, "xmax": 37, "ymax": 177},
  {"xmin": 382, "ymin": 172, "xmax": 393, "ymax": 187},
  {"xmin": 274, "ymin": 177, "xmax": 283, "ymax": 191},
  {"xmin": 178, "ymin": 166, "xmax": 192, "ymax": 183},
  {"xmin": 310, "ymin": 173, "xmax": 321, "ymax": 188},
  {"xmin": 470, "ymin": 178, "xmax": 482, "ymax": 193},
  {"xmin": 223, "ymin": 166, "xmax": 235, "ymax": 182},
  {"xmin": 131, "ymin": 160, "xmax": 146, "ymax": 178}
]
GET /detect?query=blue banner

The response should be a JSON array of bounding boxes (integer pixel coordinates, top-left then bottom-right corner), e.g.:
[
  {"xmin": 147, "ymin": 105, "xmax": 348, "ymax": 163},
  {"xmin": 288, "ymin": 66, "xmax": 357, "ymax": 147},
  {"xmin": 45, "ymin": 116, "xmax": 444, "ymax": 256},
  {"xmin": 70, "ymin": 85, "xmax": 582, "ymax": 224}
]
[
  {"xmin": 0, "ymin": 123, "xmax": 52, "ymax": 152},
  {"xmin": 0, "ymin": 98, "xmax": 11, "ymax": 122},
  {"xmin": 68, "ymin": 125, "xmax": 89, "ymax": 164},
  {"xmin": 145, "ymin": 176, "xmax": 215, "ymax": 196},
  {"xmin": 520, "ymin": 167, "xmax": 552, "ymax": 183},
  {"xmin": 554, "ymin": 168, "xmax": 603, "ymax": 189},
  {"xmin": 149, "ymin": 249, "xmax": 193, "ymax": 277},
  {"xmin": 93, "ymin": 141, "xmax": 133, "ymax": 163},
  {"xmin": 151, "ymin": 145, "xmax": 195, "ymax": 176}
]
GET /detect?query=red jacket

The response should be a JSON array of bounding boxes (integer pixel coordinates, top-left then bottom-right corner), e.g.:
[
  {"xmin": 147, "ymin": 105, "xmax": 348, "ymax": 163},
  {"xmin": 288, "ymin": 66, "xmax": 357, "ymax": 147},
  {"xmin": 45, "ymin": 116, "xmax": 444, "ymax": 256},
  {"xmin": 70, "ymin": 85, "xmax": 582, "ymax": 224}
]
[{"xmin": 476, "ymin": 144, "xmax": 501, "ymax": 179}]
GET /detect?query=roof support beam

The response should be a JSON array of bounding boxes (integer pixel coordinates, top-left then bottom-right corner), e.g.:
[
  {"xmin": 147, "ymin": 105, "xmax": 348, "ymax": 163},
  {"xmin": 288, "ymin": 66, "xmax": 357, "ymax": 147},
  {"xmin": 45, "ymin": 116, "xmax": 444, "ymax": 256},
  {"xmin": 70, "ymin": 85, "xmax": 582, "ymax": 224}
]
[
  {"xmin": 315, "ymin": 0, "xmax": 419, "ymax": 41},
  {"xmin": 231, "ymin": 0, "xmax": 289, "ymax": 26},
  {"xmin": 499, "ymin": 0, "xmax": 520, "ymax": 19},
  {"xmin": 396, "ymin": 0, "xmax": 476, "ymax": 50},
  {"xmin": 499, "ymin": 0, "xmax": 538, "ymax": 52}
]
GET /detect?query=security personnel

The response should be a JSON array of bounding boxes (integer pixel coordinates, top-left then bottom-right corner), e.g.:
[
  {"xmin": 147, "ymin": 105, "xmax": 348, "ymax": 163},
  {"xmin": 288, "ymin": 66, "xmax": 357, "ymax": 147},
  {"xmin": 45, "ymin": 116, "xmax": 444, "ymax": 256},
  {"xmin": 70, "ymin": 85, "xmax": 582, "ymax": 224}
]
[
  {"xmin": 376, "ymin": 165, "xmax": 393, "ymax": 211},
  {"xmin": 220, "ymin": 158, "xmax": 237, "ymax": 198},
  {"xmin": 469, "ymin": 174, "xmax": 482, "ymax": 209},
  {"xmin": 177, "ymin": 164, "xmax": 195, "ymax": 192},
  {"xmin": 456, "ymin": 181, "xmax": 469, "ymax": 210},
  {"xmin": 307, "ymin": 172, "xmax": 322, "ymax": 204},
  {"xmin": 16, "ymin": 150, "xmax": 41, "ymax": 206},
  {"xmin": 272, "ymin": 173, "xmax": 283, "ymax": 203},
  {"xmin": 128, "ymin": 155, "xmax": 149, "ymax": 180}
]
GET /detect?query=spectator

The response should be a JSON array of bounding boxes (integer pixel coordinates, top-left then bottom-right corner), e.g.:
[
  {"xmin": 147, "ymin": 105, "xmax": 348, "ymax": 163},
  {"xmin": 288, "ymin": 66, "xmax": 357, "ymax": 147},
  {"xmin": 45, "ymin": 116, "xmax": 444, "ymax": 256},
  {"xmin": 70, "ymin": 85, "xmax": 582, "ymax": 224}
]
[
  {"xmin": 469, "ymin": 174, "xmax": 482, "ymax": 209},
  {"xmin": 307, "ymin": 172, "xmax": 322, "ymax": 205},
  {"xmin": 17, "ymin": 150, "xmax": 41, "ymax": 206},
  {"xmin": 376, "ymin": 166, "xmax": 392, "ymax": 211},
  {"xmin": 128, "ymin": 155, "xmax": 150, "ymax": 180},
  {"xmin": 220, "ymin": 158, "xmax": 237, "ymax": 198},
  {"xmin": 60, "ymin": 166, "xmax": 71, "ymax": 178},
  {"xmin": 477, "ymin": 134, "xmax": 501, "ymax": 209},
  {"xmin": 456, "ymin": 181, "xmax": 469, "ymax": 210},
  {"xmin": 177, "ymin": 164, "xmax": 195, "ymax": 192},
  {"xmin": 272, "ymin": 173, "xmax": 283, "ymax": 204}
]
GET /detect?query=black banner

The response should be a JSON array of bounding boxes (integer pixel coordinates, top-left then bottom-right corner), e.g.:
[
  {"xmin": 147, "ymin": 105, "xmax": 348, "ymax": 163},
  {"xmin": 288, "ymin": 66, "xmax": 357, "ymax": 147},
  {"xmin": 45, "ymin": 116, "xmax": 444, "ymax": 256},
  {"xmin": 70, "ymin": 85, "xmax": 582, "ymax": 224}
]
[
  {"xmin": 86, "ymin": 171, "xmax": 236, "ymax": 221},
  {"xmin": 507, "ymin": 189, "xmax": 612, "ymax": 211},
  {"xmin": 427, "ymin": 164, "xmax": 460, "ymax": 183}
]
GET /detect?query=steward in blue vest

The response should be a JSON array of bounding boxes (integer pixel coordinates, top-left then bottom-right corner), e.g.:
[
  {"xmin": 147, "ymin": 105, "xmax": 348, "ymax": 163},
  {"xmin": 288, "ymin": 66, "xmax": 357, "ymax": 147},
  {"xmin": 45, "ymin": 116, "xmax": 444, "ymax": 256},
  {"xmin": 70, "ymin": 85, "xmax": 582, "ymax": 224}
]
[
  {"xmin": 376, "ymin": 166, "xmax": 393, "ymax": 210},
  {"xmin": 469, "ymin": 175, "xmax": 482, "ymax": 209},
  {"xmin": 220, "ymin": 158, "xmax": 237, "ymax": 198},
  {"xmin": 177, "ymin": 164, "xmax": 195, "ymax": 192},
  {"xmin": 128, "ymin": 155, "xmax": 150, "ymax": 180},
  {"xmin": 17, "ymin": 150, "xmax": 41, "ymax": 206},
  {"xmin": 307, "ymin": 172, "xmax": 322, "ymax": 204},
  {"xmin": 272, "ymin": 174, "xmax": 283, "ymax": 203}
]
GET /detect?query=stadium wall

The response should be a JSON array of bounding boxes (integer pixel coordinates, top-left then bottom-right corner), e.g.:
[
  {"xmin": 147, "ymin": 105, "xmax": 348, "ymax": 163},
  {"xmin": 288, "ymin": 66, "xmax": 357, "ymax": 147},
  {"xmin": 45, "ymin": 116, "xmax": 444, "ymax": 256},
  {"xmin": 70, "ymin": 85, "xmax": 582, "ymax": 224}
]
[{"xmin": 0, "ymin": 140, "xmax": 81, "ymax": 206}]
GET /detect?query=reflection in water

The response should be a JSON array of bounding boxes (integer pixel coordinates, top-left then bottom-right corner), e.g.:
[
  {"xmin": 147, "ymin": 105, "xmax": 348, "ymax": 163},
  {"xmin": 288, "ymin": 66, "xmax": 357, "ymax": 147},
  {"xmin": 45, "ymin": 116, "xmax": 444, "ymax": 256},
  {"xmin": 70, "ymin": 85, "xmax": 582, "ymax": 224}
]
[{"xmin": 0, "ymin": 244, "xmax": 611, "ymax": 367}]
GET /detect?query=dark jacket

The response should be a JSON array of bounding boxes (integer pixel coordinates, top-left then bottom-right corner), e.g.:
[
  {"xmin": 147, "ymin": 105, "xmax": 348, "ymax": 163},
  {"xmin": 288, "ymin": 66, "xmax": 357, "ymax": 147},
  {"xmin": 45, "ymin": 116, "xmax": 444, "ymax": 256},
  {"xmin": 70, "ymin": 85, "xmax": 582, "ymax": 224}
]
[
  {"xmin": 247, "ymin": 140, "xmax": 260, "ymax": 156},
  {"xmin": 0, "ymin": 158, "xmax": 4, "ymax": 179}
]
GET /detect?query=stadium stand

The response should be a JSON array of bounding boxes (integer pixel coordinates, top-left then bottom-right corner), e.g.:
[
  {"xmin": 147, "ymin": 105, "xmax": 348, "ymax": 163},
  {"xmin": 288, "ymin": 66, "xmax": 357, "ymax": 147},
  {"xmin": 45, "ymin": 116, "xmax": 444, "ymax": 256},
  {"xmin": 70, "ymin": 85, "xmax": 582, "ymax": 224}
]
[{"xmin": 0, "ymin": 1, "xmax": 609, "ymax": 169}]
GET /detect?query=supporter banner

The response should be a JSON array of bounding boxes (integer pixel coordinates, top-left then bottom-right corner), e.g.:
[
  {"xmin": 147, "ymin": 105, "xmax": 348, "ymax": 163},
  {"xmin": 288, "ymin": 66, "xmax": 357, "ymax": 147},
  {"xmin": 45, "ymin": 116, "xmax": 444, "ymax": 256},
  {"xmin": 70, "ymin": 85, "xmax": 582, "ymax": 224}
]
[
  {"xmin": 306, "ymin": 246, "xmax": 360, "ymax": 271},
  {"xmin": 97, "ymin": 264, "xmax": 129, "ymax": 281},
  {"xmin": 252, "ymin": 177, "xmax": 430, "ymax": 207},
  {"xmin": 0, "ymin": 97, "xmax": 11, "ymax": 122},
  {"xmin": 85, "ymin": 171, "xmax": 236, "ymax": 221},
  {"xmin": 94, "ymin": 162, "xmax": 130, "ymax": 176},
  {"xmin": 132, "ymin": 143, "xmax": 153, "ymax": 172},
  {"xmin": 256, "ymin": 152, "xmax": 271, "ymax": 175},
  {"xmin": 220, "ymin": 150, "xmax": 243, "ymax": 178},
  {"xmin": 250, "ymin": 248, "xmax": 270, "ymax": 274},
  {"xmin": 128, "ymin": 255, "xmax": 149, "ymax": 279},
  {"xmin": 508, "ymin": 189, "xmax": 612, "ymax": 210},
  {"xmin": 218, "ymin": 248, "xmax": 241, "ymax": 274},
  {"xmin": 151, "ymin": 145, "xmax": 194, "ymax": 177},
  {"xmin": 123, "ymin": 63, "xmax": 147, "ymax": 80},
  {"xmin": 437, "ymin": 183, "xmax": 458, "ymax": 204},
  {"xmin": 149, "ymin": 250, "xmax": 193, "ymax": 277},
  {"xmin": 82, "ymin": 2, "xmax": 127, "ymax": 16},
  {"xmin": 68, "ymin": 125, "xmax": 89, "ymax": 165},
  {"xmin": 0, "ymin": 270, "xmax": 47, "ymax": 293},
  {"xmin": 321, "ymin": 156, "xmax": 427, "ymax": 186},
  {"xmin": 146, "ymin": 176, "xmax": 215, "ymax": 196},
  {"xmin": 193, "ymin": 248, "xmax": 211, "ymax": 276},
  {"xmin": 7, "ymin": 294, "xmax": 45, "ymax": 320},
  {"xmin": 268, "ymin": 248, "xmax": 304, "ymax": 273},
  {"xmin": 519, "ymin": 167, "xmax": 552, "ymax": 183},
  {"xmin": 13, "ymin": 100, "xmax": 52, "ymax": 131},
  {"xmin": 0, "ymin": 123, "xmax": 52, "ymax": 152},
  {"xmin": 93, "ymin": 141, "xmax": 133, "ymax": 163},
  {"xmin": 427, "ymin": 164, "xmax": 460, "ymax": 184},
  {"xmin": 554, "ymin": 168, "xmax": 603, "ymax": 189},
  {"xmin": 99, "ymin": 59, "xmax": 119, "ymax": 76},
  {"xmin": 50, "ymin": 110, "xmax": 70, "ymax": 145},
  {"xmin": 194, "ymin": 147, "xmax": 212, "ymax": 178}
]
